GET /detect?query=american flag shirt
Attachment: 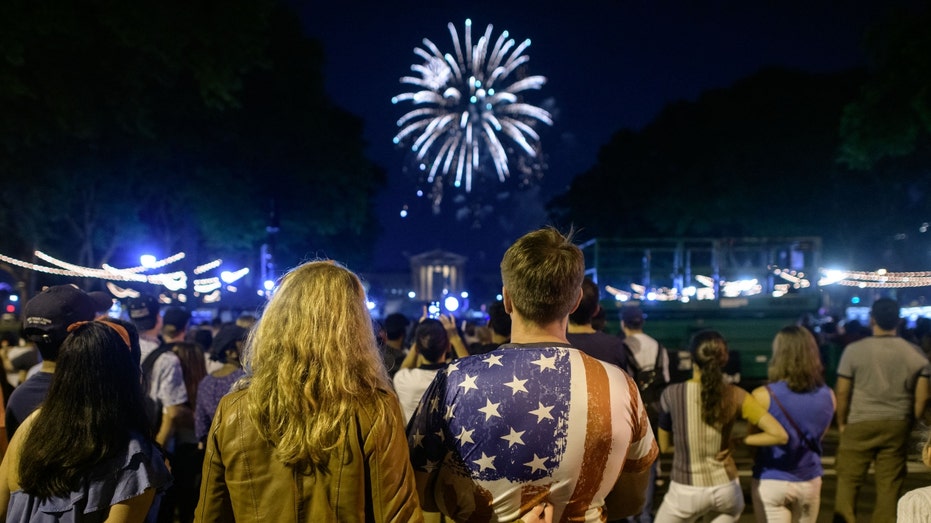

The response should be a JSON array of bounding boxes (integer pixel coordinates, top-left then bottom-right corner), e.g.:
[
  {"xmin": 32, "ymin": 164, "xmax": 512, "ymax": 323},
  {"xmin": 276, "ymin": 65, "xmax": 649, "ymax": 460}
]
[{"xmin": 408, "ymin": 343, "xmax": 657, "ymax": 523}]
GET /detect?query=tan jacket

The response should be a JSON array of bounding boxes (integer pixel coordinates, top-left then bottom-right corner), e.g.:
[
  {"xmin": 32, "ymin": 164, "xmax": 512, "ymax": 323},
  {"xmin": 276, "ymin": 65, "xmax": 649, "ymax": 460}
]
[{"xmin": 195, "ymin": 388, "xmax": 423, "ymax": 522}]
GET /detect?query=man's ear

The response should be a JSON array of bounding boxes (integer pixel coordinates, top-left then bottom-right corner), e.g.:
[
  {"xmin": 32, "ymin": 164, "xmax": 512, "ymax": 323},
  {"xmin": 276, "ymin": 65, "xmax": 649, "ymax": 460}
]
[
  {"xmin": 568, "ymin": 287, "xmax": 583, "ymax": 315},
  {"xmin": 502, "ymin": 287, "xmax": 513, "ymax": 314}
]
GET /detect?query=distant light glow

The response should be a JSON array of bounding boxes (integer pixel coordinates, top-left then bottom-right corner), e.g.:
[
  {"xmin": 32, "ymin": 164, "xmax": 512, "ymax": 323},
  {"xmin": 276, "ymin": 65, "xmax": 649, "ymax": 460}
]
[
  {"xmin": 393, "ymin": 19, "xmax": 552, "ymax": 212},
  {"xmin": 263, "ymin": 280, "xmax": 275, "ymax": 291},
  {"xmin": 460, "ymin": 291, "xmax": 469, "ymax": 298},
  {"xmin": 140, "ymin": 255, "xmax": 157, "ymax": 268},
  {"xmin": 8, "ymin": 295, "xmax": 17, "ymax": 303},
  {"xmin": 444, "ymin": 296, "xmax": 460, "ymax": 312},
  {"xmin": 496, "ymin": 294, "xmax": 503, "ymax": 301},
  {"xmin": 408, "ymin": 291, "xmax": 417, "ymax": 299},
  {"xmin": 220, "ymin": 268, "xmax": 250, "ymax": 284},
  {"xmin": 367, "ymin": 300, "xmax": 377, "ymax": 311}
]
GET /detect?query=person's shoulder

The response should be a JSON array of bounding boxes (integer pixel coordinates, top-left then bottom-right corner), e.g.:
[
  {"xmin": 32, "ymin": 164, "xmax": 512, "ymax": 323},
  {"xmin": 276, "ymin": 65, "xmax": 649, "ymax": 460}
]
[
  {"xmin": 7, "ymin": 372, "xmax": 51, "ymax": 403},
  {"xmin": 212, "ymin": 388, "xmax": 249, "ymax": 423},
  {"xmin": 591, "ymin": 331, "xmax": 625, "ymax": 345},
  {"xmin": 221, "ymin": 387, "xmax": 248, "ymax": 405},
  {"xmin": 154, "ymin": 346, "xmax": 181, "ymax": 366}
]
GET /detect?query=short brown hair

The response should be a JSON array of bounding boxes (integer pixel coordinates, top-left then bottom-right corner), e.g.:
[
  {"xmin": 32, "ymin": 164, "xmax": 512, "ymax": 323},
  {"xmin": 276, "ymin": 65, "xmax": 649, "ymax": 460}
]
[{"xmin": 500, "ymin": 227, "xmax": 585, "ymax": 325}]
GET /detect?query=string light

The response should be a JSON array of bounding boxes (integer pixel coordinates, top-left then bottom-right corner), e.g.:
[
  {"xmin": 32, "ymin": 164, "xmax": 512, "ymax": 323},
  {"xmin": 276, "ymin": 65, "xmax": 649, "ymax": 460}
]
[{"xmin": 0, "ymin": 250, "xmax": 251, "ymax": 300}]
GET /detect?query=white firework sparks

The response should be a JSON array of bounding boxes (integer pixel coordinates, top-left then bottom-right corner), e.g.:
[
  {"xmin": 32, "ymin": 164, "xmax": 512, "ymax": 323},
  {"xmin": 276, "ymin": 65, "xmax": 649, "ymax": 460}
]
[{"xmin": 392, "ymin": 19, "xmax": 552, "ymax": 208}]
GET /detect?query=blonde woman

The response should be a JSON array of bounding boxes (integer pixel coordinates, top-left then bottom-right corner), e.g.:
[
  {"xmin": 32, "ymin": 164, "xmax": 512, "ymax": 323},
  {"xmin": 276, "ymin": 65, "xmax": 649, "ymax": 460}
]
[
  {"xmin": 194, "ymin": 261, "xmax": 421, "ymax": 522},
  {"xmin": 898, "ymin": 430, "xmax": 931, "ymax": 521},
  {"xmin": 750, "ymin": 327, "xmax": 835, "ymax": 523},
  {"xmin": 654, "ymin": 330, "xmax": 788, "ymax": 523}
]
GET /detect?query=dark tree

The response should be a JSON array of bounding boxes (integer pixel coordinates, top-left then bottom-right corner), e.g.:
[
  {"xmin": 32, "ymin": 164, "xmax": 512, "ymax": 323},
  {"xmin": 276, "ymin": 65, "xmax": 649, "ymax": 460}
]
[
  {"xmin": 0, "ymin": 1, "xmax": 384, "ymax": 291},
  {"xmin": 548, "ymin": 68, "xmax": 931, "ymax": 269},
  {"xmin": 838, "ymin": 4, "xmax": 931, "ymax": 170}
]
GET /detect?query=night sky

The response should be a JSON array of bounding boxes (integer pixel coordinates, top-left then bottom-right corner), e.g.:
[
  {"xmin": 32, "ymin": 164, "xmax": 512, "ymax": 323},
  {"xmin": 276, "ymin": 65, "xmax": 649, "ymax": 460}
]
[{"xmin": 299, "ymin": 1, "xmax": 910, "ymax": 272}]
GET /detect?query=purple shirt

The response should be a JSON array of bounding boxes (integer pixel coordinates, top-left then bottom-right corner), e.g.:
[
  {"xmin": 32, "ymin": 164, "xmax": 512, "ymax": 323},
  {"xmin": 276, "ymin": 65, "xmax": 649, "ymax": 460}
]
[{"xmin": 195, "ymin": 370, "xmax": 245, "ymax": 442}]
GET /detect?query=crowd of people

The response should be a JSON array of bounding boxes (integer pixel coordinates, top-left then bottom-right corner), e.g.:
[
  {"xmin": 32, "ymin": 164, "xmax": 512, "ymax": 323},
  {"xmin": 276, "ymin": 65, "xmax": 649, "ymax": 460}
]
[{"xmin": 0, "ymin": 227, "xmax": 927, "ymax": 522}]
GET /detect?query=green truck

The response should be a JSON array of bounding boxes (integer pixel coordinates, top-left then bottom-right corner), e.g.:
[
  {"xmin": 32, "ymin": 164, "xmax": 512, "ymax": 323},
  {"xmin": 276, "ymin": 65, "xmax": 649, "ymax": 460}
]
[{"xmin": 582, "ymin": 237, "xmax": 825, "ymax": 389}]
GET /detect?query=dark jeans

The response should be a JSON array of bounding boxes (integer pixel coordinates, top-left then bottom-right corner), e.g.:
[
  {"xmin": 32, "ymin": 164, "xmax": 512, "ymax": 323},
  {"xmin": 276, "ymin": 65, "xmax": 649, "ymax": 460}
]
[{"xmin": 158, "ymin": 443, "xmax": 205, "ymax": 523}]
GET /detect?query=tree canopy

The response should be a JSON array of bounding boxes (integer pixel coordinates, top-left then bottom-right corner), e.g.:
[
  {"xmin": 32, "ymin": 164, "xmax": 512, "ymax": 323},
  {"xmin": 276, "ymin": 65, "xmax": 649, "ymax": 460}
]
[
  {"xmin": 548, "ymin": 67, "xmax": 931, "ymax": 271},
  {"xmin": 838, "ymin": 4, "xmax": 931, "ymax": 170},
  {"xmin": 0, "ymin": 1, "xmax": 383, "ymax": 291}
]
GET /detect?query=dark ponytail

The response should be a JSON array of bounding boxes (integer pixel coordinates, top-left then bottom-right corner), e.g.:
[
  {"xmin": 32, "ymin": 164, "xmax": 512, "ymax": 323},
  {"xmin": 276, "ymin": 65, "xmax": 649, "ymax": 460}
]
[{"xmin": 690, "ymin": 330, "xmax": 730, "ymax": 427}]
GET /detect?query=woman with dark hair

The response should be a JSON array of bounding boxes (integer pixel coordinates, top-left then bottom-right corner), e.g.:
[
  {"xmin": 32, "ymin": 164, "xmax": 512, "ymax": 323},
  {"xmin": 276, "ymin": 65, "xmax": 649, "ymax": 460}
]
[
  {"xmin": 0, "ymin": 320, "xmax": 171, "ymax": 522},
  {"xmin": 654, "ymin": 330, "xmax": 788, "ymax": 523},
  {"xmin": 750, "ymin": 326, "xmax": 835, "ymax": 523},
  {"xmin": 194, "ymin": 325, "xmax": 246, "ymax": 444}
]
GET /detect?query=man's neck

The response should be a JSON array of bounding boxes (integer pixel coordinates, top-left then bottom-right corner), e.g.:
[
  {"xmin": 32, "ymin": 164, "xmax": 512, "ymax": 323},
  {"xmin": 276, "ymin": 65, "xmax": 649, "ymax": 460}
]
[
  {"xmin": 510, "ymin": 315, "xmax": 570, "ymax": 345},
  {"xmin": 40, "ymin": 360, "xmax": 56, "ymax": 373},
  {"xmin": 623, "ymin": 327, "xmax": 644, "ymax": 337},
  {"xmin": 491, "ymin": 332, "xmax": 509, "ymax": 344},
  {"xmin": 872, "ymin": 327, "xmax": 898, "ymax": 337}
]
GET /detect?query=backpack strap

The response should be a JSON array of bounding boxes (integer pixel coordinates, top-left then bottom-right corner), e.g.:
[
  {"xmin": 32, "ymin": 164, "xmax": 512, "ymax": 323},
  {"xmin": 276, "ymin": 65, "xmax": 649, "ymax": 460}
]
[
  {"xmin": 622, "ymin": 339, "xmax": 641, "ymax": 375},
  {"xmin": 141, "ymin": 344, "xmax": 171, "ymax": 386},
  {"xmin": 653, "ymin": 343, "xmax": 664, "ymax": 370}
]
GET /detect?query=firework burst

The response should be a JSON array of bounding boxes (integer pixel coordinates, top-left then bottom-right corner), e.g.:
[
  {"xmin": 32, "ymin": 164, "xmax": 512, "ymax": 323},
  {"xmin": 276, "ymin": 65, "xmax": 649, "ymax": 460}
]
[{"xmin": 392, "ymin": 19, "xmax": 552, "ymax": 211}]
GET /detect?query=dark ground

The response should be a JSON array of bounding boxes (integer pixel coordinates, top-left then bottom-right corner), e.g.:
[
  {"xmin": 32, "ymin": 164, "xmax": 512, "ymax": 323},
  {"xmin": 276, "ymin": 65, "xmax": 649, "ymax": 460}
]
[{"xmin": 649, "ymin": 422, "xmax": 931, "ymax": 523}]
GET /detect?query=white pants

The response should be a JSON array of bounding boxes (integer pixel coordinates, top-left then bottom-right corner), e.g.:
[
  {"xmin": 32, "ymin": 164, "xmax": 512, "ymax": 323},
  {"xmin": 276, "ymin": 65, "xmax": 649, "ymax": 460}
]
[
  {"xmin": 750, "ymin": 477, "xmax": 822, "ymax": 523},
  {"xmin": 654, "ymin": 479, "xmax": 744, "ymax": 523}
]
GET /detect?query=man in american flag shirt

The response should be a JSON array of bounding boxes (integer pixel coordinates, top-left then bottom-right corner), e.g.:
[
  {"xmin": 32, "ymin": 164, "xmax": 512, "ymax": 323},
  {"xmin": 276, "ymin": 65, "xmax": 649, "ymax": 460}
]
[{"xmin": 408, "ymin": 228, "xmax": 658, "ymax": 523}]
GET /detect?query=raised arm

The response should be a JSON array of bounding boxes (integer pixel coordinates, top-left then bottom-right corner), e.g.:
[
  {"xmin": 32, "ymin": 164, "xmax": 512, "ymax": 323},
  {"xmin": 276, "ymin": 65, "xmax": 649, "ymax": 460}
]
[
  {"xmin": 439, "ymin": 315, "xmax": 470, "ymax": 359},
  {"xmin": 399, "ymin": 342, "xmax": 420, "ymax": 370}
]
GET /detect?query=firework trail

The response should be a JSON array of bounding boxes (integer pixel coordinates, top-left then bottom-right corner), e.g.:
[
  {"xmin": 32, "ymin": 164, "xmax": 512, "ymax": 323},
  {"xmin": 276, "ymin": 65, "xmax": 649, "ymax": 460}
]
[{"xmin": 392, "ymin": 19, "xmax": 552, "ymax": 211}]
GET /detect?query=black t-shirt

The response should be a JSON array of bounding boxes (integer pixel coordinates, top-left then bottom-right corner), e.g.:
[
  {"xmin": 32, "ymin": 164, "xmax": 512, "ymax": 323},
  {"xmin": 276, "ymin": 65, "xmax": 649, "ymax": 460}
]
[{"xmin": 565, "ymin": 332, "xmax": 628, "ymax": 370}]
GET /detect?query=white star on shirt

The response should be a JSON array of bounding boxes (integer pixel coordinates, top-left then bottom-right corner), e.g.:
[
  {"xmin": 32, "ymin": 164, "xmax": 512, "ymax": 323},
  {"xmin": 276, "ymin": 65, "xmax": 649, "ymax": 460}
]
[
  {"xmin": 446, "ymin": 362, "xmax": 459, "ymax": 373},
  {"xmin": 434, "ymin": 429, "xmax": 445, "ymax": 442},
  {"xmin": 524, "ymin": 453, "xmax": 548, "ymax": 473},
  {"xmin": 500, "ymin": 427, "xmax": 526, "ymax": 448},
  {"xmin": 473, "ymin": 452, "xmax": 496, "ymax": 471},
  {"xmin": 484, "ymin": 353, "xmax": 503, "ymax": 367},
  {"xmin": 411, "ymin": 429, "xmax": 425, "ymax": 448},
  {"xmin": 504, "ymin": 375, "xmax": 529, "ymax": 395},
  {"xmin": 444, "ymin": 403, "xmax": 456, "ymax": 421},
  {"xmin": 424, "ymin": 459, "xmax": 439, "ymax": 472},
  {"xmin": 478, "ymin": 398, "xmax": 502, "ymax": 420},
  {"xmin": 531, "ymin": 354, "xmax": 557, "ymax": 372},
  {"xmin": 459, "ymin": 374, "xmax": 479, "ymax": 393},
  {"xmin": 429, "ymin": 396, "xmax": 440, "ymax": 412},
  {"xmin": 529, "ymin": 402, "xmax": 555, "ymax": 422},
  {"xmin": 456, "ymin": 426, "xmax": 475, "ymax": 446}
]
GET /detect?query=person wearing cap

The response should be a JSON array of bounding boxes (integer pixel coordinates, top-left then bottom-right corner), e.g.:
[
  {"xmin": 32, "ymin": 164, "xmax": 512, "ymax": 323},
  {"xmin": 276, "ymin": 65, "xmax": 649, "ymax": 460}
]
[
  {"xmin": 194, "ymin": 323, "xmax": 247, "ymax": 445},
  {"xmin": 5, "ymin": 285, "xmax": 111, "ymax": 442},
  {"xmin": 833, "ymin": 297, "xmax": 931, "ymax": 523},
  {"xmin": 620, "ymin": 305, "xmax": 668, "ymax": 523},
  {"xmin": 126, "ymin": 295, "xmax": 189, "ymax": 444}
]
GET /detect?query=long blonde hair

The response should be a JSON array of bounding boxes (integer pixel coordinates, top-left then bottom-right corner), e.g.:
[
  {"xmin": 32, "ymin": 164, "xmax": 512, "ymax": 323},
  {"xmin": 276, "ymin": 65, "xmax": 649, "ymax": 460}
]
[{"xmin": 243, "ymin": 261, "xmax": 392, "ymax": 472}]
